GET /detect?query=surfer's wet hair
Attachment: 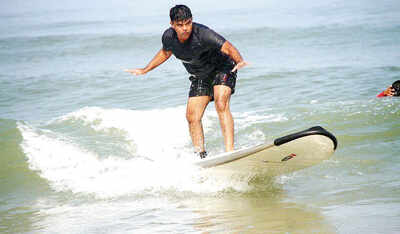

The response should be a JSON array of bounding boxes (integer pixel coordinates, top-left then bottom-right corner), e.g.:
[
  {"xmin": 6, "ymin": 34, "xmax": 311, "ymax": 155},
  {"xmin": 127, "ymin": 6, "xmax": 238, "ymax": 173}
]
[
  {"xmin": 170, "ymin": 5, "xmax": 192, "ymax": 22},
  {"xmin": 392, "ymin": 80, "xmax": 400, "ymax": 96}
]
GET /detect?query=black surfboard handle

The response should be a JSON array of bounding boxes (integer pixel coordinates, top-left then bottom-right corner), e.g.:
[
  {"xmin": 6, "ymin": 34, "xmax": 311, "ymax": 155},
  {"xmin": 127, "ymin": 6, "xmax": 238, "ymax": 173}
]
[{"xmin": 274, "ymin": 126, "xmax": 338, "ymax": 150}]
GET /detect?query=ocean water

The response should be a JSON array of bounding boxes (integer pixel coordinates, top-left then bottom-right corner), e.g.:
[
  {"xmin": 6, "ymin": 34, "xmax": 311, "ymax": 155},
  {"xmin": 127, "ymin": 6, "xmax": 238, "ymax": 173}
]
[{"xmin": 1, "ymin": 0, "xmax": 400, "ymax": 233}]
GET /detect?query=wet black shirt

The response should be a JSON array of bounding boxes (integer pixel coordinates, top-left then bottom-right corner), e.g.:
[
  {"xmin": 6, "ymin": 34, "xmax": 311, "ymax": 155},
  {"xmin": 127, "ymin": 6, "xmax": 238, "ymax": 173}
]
[{"xmin": 162, "ymin": 23, "xmax": 235, "ymax": 78}]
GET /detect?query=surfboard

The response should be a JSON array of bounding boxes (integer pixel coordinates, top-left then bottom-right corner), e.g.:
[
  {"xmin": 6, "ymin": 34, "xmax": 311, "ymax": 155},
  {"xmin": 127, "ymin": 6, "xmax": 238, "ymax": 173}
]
[{"xmin": 194, "ymin": 126, "xmax": 337, "ymax": 176}]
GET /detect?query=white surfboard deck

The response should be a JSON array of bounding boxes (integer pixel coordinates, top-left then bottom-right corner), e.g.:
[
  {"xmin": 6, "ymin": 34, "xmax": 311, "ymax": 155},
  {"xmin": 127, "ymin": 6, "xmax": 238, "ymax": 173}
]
[{"xmin": 194, "ymin": 126, "xmax": 337, "ymax": 177}]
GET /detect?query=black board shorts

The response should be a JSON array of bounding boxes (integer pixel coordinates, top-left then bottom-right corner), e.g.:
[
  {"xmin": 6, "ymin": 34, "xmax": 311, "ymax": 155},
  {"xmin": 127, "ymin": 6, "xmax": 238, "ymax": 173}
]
[{"xmin": 188, "ymin": 71, "xmax": 237, "ymax": 100}]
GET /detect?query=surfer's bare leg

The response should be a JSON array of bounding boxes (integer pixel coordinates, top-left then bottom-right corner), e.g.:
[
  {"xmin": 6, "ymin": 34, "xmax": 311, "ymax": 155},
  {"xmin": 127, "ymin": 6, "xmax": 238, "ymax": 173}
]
[
  {"xmin": 186, "ymin": 96, "xmax": 211, "ymax": 153},
  {"xmin": 214, "ymin": 85, "xmax": 234, "ymax": 152}
]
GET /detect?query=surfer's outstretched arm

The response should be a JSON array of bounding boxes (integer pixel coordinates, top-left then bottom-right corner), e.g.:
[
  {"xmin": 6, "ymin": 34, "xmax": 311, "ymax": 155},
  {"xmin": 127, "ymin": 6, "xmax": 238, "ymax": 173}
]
[{"xmin": 125, "ymin": 49, "xmax": 172, "ymax": 75}]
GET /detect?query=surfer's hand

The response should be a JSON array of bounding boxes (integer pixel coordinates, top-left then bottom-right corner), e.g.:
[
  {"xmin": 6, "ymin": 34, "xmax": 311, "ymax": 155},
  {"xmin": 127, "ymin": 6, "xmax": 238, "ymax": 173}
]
[
  {"xmin": 124, "ymin": 68, "xmax": 146, "ymax": 76},
  {"xmin": 383, "ymin": 86, "xmax": 395, "ymax": 96},
  {"xmin": 231, "ymin": 61, "xmax": 248, "ymax": 73}
]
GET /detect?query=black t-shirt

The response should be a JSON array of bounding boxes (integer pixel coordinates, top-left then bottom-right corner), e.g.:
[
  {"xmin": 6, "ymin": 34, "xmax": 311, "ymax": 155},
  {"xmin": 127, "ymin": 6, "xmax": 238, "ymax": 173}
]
[{"xmin": 162, "ymin": 22, "xmax": 235, "ymax": 78}]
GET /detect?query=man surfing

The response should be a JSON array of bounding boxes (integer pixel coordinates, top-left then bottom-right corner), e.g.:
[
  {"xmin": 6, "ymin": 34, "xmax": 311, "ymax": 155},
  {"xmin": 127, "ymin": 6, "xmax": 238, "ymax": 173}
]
[{"xmin": 125, "ymin": 5, "xmax": 248, "ymax": 159}]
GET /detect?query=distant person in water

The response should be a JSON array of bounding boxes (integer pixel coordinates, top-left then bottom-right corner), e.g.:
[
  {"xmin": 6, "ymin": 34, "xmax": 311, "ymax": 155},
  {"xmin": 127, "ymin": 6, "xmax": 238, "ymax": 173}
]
[
  {"xmin": 377, "ymin": 80, "xmax": 400, "ymax": 97},
  {"xmin": 125, "ymin": 5, "xmax": 248, "ymax": 158}
]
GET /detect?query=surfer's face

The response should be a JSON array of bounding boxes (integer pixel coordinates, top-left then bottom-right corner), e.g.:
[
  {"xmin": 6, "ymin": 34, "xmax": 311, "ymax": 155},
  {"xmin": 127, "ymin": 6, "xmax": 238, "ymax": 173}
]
[{"xmin": 171, "ymin": 18, "xmax": 193, "ymax": 42}]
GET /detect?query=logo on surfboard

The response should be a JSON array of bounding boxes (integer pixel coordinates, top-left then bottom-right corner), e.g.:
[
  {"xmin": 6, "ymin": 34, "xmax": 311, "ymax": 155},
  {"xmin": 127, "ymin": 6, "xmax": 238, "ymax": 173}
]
[{"xmin": 281, "ymin": 153, "xmax": 297, "ymax": 162}]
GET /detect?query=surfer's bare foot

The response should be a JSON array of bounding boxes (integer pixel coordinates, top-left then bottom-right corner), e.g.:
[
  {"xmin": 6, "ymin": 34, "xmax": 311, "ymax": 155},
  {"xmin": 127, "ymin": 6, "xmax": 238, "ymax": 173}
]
[{"xmin": 198, "ymin": 151, "xmax": 207, "ymax": 159}]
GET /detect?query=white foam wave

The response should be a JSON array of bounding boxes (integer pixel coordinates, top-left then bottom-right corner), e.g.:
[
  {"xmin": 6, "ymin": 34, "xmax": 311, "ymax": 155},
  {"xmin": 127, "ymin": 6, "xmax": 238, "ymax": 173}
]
[
  {"xmin": 17, "ymin": 122, "xmax": 248, "ymax": 198},
  {"xmin": 54, "ymin": 106, "xmax": 194, "ymax": 159},
  {"xmin": 51, "ymin": 106, "xmax": 287, "ymax": 155},
  {"xmin": 17, "ymin": 106, "xmax": 287, "ymax": 198}
]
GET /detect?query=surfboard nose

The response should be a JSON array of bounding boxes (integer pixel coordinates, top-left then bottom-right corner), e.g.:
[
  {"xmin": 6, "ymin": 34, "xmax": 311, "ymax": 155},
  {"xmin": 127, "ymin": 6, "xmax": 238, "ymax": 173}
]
[{"xmin": 274, "ymin": 126, "xmax": 338, "ymax": 150}]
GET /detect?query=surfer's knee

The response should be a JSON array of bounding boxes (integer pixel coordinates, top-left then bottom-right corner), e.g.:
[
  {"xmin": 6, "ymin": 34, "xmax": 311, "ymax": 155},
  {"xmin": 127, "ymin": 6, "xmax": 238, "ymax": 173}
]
[
  {"xmin": 214, "ymin": 87, "xmax": 231, "ymax": 114},
  {"xmin": 214, "ymin": 98, "xmax": 229, "ymax": 113},
  {"xmin": 186, "ymin": 110, "xmax": 201, "ymax": 125}
]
